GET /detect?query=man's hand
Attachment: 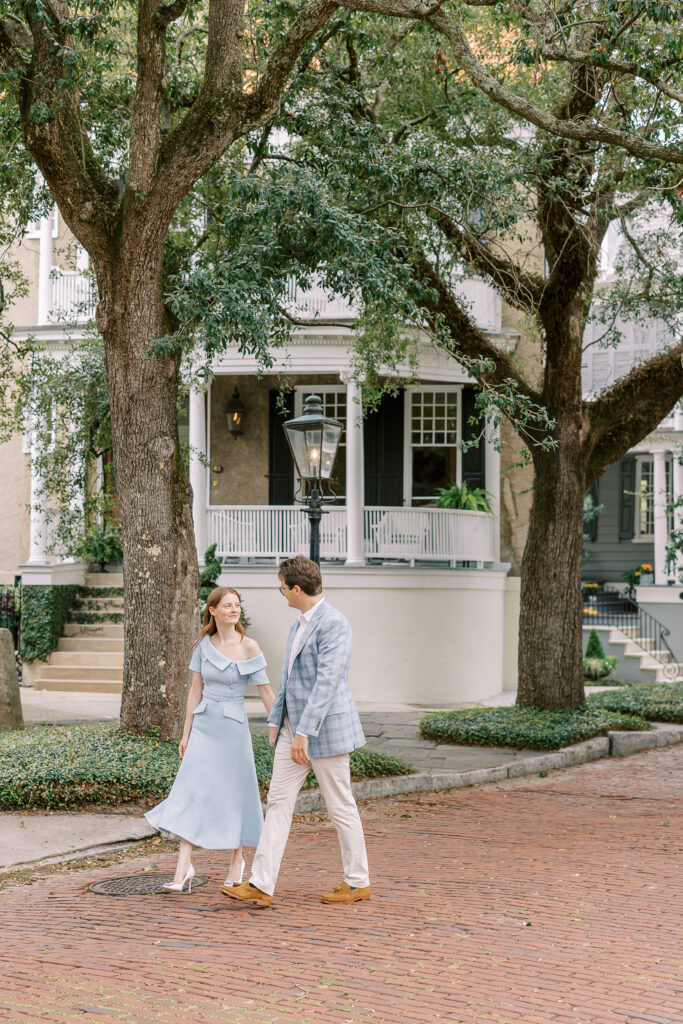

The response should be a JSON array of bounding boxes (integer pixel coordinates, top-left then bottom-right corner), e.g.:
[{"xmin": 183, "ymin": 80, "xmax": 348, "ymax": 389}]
[
  {"xmin": 269, "ymin": 725, "xmax": 278, "ymax": 748},
  {"xmin": 291, "ymin": 733, "xmax": 310, "ymax": 765}
]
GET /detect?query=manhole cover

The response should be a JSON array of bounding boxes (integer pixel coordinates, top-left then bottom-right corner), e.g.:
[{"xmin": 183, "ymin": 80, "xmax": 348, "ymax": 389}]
[{"xmin": 89, "ymin": 873, "xmax": 209, "ymax": 896}]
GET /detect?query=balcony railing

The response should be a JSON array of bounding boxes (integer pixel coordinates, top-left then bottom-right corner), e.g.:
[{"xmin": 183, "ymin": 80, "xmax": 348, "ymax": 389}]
[
  {"xmin": 45, "ymin": 271, "xmax": 502, "ymax": 334},
  {"xmin": 207, "ymin": 505, "xmax": 497, "ymax": 565}
]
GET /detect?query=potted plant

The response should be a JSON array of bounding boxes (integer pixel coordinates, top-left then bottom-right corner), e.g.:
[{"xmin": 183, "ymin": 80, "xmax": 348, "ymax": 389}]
[
  {"xmin": 621, "ymin": 565, "xmax": 642, "ymax": 599},
  {"xmin": 79, "ymin": 524, "xmax": 123, "ymax": 572},
  {"xmin": 435, "ymin": 482, "xmax": 492, "ymax": 512},
  {"xmin": 638, "ymin": 563, "xmax": 654, "ymax": 585},
  {"xmin": 583, "ymin": 628, "xmax": 618, "ymax": 682}
]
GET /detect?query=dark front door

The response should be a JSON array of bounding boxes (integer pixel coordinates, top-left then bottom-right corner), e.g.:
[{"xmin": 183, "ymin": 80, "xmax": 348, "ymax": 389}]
[
  {"xmin": 268, "ymin": 389, "xmax": 295, "ymax": 505},
  {"xmin": 364, "ymin": 393, "xmax": 404, "ymax": 506}
]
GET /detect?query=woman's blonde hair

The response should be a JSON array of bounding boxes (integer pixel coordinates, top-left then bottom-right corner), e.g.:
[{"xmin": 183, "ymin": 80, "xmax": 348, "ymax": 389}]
[{"xmin": 195, "ymin": 587, "xmax": 245, "ymax": 645}]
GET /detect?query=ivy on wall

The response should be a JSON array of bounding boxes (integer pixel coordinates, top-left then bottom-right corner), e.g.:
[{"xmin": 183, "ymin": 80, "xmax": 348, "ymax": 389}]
[{"xmin": 20, "ymin": 586, "xmax": 79, "ymax": 664}]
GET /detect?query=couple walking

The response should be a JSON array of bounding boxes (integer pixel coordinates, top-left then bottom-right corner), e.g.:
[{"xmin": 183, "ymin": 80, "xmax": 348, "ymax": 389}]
[{"xmin": 145, "ymin": 555, "xmax": 370, "ymax": 907}]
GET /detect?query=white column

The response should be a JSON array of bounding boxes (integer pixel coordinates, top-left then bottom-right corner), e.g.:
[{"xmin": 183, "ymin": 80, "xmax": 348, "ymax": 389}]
[
  {"xmin": 189, "ymin": 386, "xmax": 208, "ymax": 562},
  {"xmin": 27, "ymin": 435, "xmax": 49, "ymax": 564},
  {"xmin": 673, "ymin": 448, "xmax": 683, "ymax": 584},
  {"xmin": 341, "ymin": 373, "xmax": 365, "ymax": 566},
  {"xmin": 484, "ymin": 421, "xmax": 501, "ymax": 563},
  {"xmin": 653, "ymin": 450, "xmax": 668, "ymax": 585},
  {"xmin": 37, "ymin": 212, "xmax": 54, "ymax": 325}
]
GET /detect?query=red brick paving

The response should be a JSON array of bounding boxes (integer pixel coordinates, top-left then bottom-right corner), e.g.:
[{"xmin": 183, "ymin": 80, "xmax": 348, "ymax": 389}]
[{"xmin": 1, "ymin": 746, "xmax": 682, "ymax": 1024}]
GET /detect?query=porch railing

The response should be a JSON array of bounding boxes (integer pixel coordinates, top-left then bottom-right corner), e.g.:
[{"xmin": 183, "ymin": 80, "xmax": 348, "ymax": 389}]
[
  {"xmin": 207, "ymin": 505, "xmax": 497, "ymax": 564},
  {"xmin": 50, "ymin": 270, "xmax": 97, "ymax": 323}
]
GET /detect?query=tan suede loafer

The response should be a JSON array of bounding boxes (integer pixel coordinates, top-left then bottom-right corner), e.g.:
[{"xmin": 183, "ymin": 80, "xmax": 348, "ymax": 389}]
[
  {"xmin": 321, "ymin": 881, "xmax": 371, "ymax": 904},
  {"xmin": 219, "ymin": 880, "xmax": 271, "ymax": 907}
]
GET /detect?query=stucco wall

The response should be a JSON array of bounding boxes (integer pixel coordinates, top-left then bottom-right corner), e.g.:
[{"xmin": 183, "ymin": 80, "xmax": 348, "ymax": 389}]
[
  {"xmin": 0, "ymin": 435, "xmax": 30, "ymax": 581},
  {"xmin": 219, "ymin": 566, "xmax": 517, "ymax": 705}
]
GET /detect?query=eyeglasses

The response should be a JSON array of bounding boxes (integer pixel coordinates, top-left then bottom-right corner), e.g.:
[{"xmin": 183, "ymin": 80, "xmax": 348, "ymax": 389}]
[{"xmin": 278, "ymin": 585, "xmax": 288, "ymax": 595}]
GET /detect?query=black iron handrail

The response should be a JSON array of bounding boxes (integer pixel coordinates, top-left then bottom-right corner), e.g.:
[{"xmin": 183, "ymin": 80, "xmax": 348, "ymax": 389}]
[{"xmin": 583, "ymin": 593, "xmax": 676, "ymax": 669}]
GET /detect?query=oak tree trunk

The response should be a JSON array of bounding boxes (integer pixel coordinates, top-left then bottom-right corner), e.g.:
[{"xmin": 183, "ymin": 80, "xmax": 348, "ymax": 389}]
[{"xmin": 97, "ymin": 243, "xmax": 199, "ymax": 739}]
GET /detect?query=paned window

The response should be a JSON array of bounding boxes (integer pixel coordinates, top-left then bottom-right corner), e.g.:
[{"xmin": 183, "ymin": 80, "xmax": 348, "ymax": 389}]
[{"xmin": 408, "ymin": 388, "xmax": 460, "ymax": 505}]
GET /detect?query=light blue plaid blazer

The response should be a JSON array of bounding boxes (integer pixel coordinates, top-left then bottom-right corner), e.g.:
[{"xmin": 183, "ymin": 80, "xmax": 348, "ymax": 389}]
[{"xmin": 267, "ymin": 600, "xmax": 366, "ymax": 758}]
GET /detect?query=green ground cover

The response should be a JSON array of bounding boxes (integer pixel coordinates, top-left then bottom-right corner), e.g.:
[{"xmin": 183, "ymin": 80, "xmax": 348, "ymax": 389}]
[
  {"xmin": 587, "ymin": 682, "xmax": 683, "ymax": 723},
  {"xmin": 0, "ymin": 723, "xmax": 413, "ymax": 811},
  {"xmin": 420, "ymin": 705, "xmax": 651, "ymax": 751}
]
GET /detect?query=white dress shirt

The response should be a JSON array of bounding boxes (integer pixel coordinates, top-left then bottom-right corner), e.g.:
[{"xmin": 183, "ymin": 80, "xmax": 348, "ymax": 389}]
[{"xmin": 288, "ymin": 597, "xmax": 325, "ymax": 736}]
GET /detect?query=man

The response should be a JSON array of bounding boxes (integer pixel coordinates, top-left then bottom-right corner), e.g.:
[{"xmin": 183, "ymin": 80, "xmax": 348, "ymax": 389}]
[{"xmin": 222, "ymin": 555, "xmax": 370, "ymax": 907}]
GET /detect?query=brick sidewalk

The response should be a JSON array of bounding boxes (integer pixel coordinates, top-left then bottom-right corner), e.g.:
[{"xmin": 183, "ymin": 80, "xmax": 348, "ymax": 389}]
[{"xmin": 1, "ymin": 746, "xmax": 681, "ymax": 1024}]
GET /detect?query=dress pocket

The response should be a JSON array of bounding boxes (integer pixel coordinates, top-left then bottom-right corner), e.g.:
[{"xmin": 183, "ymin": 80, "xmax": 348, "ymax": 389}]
[
  {"xmin": 222, "ymin": 705, "xmax": 246, "ymax": 724},
  {"xmin": 192, "ymin": 700, "xmax": 208, "ymax": 715}
]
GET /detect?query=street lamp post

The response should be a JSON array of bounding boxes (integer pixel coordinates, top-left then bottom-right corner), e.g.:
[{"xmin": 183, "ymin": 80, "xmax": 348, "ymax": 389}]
[{"xmin": 283, "ymin": 394, "xmax": 343, "ymax": 565}]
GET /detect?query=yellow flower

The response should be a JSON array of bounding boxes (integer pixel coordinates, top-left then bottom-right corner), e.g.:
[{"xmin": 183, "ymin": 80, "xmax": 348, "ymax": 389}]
[{"xmin": 640, "ymin": 564, "xmax": 652, "ymax": 573}]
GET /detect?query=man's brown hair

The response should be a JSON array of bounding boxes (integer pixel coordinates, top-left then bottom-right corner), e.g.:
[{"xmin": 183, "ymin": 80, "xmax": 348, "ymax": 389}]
[{"xmin": 279, "ymin": 556, "xmax": 323, "ymax": 595}]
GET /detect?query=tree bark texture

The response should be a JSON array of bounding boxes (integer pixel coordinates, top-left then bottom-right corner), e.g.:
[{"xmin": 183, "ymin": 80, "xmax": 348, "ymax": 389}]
[{"xmin": 97, "ymin": 246, "xmax": 199, "ymax": 739}]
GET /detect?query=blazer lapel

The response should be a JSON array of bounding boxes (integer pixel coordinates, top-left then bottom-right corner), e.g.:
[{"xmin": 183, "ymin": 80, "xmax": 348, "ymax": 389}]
[
  {"xmin": 282, "ymin": 620, "xmax": 299, "ymax": 683},
  {"xmin": 290, "ymin": 603, "xmax": 327, "ymax": 672}
]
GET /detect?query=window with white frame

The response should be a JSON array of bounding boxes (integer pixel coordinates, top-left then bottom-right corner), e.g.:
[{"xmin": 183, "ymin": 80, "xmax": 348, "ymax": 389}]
[
  {"xmin": 406, "ymin": 387, "xmax": 460, "ymax": 505},
  {"xmin": 634, "ymin": 456, "xmax": 673, "ymax": 540},
  {"xmin": 25, "ymin": 209, "xmax": 59, "ymax": 239},
  {"xmin": 295, "ymin": 387, "xmax": 346, "ymax": 502}
]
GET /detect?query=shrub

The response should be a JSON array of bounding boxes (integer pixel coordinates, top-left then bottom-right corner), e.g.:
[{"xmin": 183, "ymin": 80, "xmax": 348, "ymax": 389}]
[
  {"xmin": 585, "ymin": 628, "xmax": 606, "ymax": 660},
  {"xmin": 79, "ymin": 524, "xmax": 123, "ymax": 569},
  {"xmin": 583, "ymin": 655, "xmax": 618, "ymax": 681},
  {"xmin": 0, "ymin": 723, "xmax": 413, "ymax": 811},
  {"xmin": 588, "ymin": 683, "xmax": 683, "ymax": 724},
  {"xmin": 20, "ymin": 585, "xmax": 79, "ymax": 663},
  {"xmin": 434, "ymin": 482, "xmax": 492, "ymax": 513},
  {"xmin": 420, "ymin": 705, "xmax": 651, "ymax": 751}
]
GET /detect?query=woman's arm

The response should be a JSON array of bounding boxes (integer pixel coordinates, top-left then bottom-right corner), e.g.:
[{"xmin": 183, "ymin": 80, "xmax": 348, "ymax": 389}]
[
  {"xmin": 257, "ymin": 684, "xmax": 275, "ymax": 716},
  {"xmin": 179, "ymin": 672, "xmax": 203, "ymax": 758}
]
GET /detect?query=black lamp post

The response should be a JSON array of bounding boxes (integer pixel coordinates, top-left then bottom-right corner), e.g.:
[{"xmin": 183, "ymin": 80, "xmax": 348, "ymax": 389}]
[{"xmin": 283, "ymin": 394, "xmax": 343, "ymax": 564}]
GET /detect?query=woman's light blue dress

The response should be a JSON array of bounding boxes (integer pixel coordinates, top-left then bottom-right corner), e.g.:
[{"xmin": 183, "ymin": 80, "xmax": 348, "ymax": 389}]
[{"xmin": 145, "ymin": 635, "xmax": 269, "ymax": 849}]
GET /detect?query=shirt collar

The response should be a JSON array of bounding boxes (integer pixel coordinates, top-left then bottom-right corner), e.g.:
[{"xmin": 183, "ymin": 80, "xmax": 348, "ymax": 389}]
[{"xmin": 299, "ymin": 597, "xmax": 326, "ymax": 624}]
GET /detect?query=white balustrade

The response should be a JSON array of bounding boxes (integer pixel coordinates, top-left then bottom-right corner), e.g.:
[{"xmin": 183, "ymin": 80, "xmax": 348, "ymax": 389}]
[
  {"xmin": 49, "ymin": 270, "xmax": 97, "ymax": 323},
  {"xmin": 208, "ymin": 505, "xmax": 497, "ymax": 564}
]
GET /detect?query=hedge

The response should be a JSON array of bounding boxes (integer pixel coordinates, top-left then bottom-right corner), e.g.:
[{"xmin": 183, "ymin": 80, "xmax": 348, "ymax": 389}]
[
  {"xmin": 419, "ymin": 705, "xmax": 651, "ymax": 751},
  {"xmin": 587, "ymin": 683, "xmax": 683, "ymax": 724},
  {"xmin": 20, "ymin": 585, "xmax": 79, "ymax": 663},
  {"xmin": 0, "ymin": 723, "xmax": 413, "ymax": 811}
]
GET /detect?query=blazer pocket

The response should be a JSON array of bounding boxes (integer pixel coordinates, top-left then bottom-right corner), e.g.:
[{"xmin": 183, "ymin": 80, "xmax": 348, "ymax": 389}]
[
  {"xmin": 192, "ymin": 700, "xmax": 208, "ymax": 715},
  {"xmin": 326, "ymin": 700, "xmax": 350, "ymax": 717},
  {"xmin": 222, "ymin": 705, "xmax": 246, "ymax": 724}
]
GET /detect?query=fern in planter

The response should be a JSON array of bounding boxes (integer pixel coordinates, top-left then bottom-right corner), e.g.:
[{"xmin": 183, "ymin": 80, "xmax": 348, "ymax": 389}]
[
  {"xmin": 435, "ymin": 482, "xmax": 492, "ymax": 513},
  {"xmin": 79, "ymin": 524, "xmax": 123, "ymax": 571}
]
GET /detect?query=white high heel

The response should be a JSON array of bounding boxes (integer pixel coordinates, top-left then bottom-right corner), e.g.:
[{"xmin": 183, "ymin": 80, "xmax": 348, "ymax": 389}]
[
  {"xmin": 163, "ymin": 864, "xmax": 195, "ymax": 893},
  {"xmin": 223, "ymin": 856, "xmax": 245, "ymax": 887}
]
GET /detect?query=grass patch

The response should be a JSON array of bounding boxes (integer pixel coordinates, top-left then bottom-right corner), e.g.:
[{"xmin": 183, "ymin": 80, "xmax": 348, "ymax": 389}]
[
  {"xmin": 587, "ymin": 682, "xmax": 683, "ymax": 723},
  {"xmin": 420, "ymin": 705, "xmax": 651, "ymax": 751},
  {"xmin": 0, "ymin": 723, "xmax": 413, "ymax": 811}
]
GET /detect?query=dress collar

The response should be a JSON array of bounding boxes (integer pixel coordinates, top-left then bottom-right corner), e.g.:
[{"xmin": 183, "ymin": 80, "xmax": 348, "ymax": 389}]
[{"xmin": 201, "ymin": 634, "xmax": 266, "ymax": 674}]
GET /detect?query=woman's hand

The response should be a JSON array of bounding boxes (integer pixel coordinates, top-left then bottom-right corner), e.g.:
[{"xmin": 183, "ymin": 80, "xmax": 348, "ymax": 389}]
[{"xmin": 179, "ymin": 732, "xmax": 190, "ymax": 758}]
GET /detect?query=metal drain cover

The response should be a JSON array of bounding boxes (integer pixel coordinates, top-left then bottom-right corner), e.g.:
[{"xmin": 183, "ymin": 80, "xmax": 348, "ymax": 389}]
[{"xmin": 89, "ymin": 873, "xmax": 209, "ymax": 896}]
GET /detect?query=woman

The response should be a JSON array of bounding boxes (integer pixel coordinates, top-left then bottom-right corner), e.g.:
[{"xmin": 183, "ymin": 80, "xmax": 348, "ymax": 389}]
[{"xmin": 145, "ymin": 586, "xmax": 274, "ymax": 892}]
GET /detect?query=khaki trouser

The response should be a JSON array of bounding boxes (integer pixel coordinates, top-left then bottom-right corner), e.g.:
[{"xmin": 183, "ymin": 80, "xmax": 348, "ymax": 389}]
[{"xmin": 250, "ymin": 719, "xmax": 370, "ymax": 896}]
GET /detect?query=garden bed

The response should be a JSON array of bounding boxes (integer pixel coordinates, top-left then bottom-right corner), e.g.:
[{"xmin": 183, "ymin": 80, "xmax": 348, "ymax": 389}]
[
  {"xmin": 0, "ymin": 723, "xmax": 413, "ymax": 811},
  {"xmin": 587, "ymin": 682, "xmax": 683, "ymax": 723},
  {"xmin": 420, "ymin": 706, "xmax": 651, "ymax": 751}
]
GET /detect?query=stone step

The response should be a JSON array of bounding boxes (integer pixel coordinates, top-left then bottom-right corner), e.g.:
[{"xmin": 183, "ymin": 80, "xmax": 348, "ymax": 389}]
[
  {"xmin": 70, "ymin": 611, "xmax": 123, "ymax": 624},
  {"xmin": 85, "ymin": 573, "xmax": 123, "ymax": 587},
  {"xmin": 38, "ymin": 665, "xmax": 123, "ymax": 681},
  {"xmin": 64, "ymin": 623, "xmax": 123, "ymax": 638},
  {"xmin": 79, "ymin": 586, "xmax": 124, "ymax": 598},
  {"xmin": 48, "ymin": 651, "xmax": 124, "ymax": 668},
  {"xmin": 34, "ymin": 678, "xmax": 122, "ymax": 694},
  {"xmin": 57, "ymin": 637, "xmax": 124, "ymax": 652}
]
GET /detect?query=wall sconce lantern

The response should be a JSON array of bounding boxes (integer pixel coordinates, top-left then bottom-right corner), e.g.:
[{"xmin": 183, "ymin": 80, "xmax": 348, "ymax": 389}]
[{"xmin": 225, "ymin": 388, "xmax": 245, "ymax": 438}]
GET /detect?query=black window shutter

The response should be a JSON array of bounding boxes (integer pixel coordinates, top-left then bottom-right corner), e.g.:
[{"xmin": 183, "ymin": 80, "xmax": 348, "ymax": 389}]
[
  {"xmin": 586, "ymin": 482, "xmax": 599, "ymax": 543},
  {"xmin": 618, "ymin": 457, "xmax": 636, "ymax": 540},
  {"xmin": 268, "ymin": 390, "xmax": 295, "ymax": 505},
  {"xmin": 461, "ymin": 386, "xmax": 486, "ymax": 490},
  {"xmin": 364, "ymin": 393, "xmax": 404, "ymax": 506}
]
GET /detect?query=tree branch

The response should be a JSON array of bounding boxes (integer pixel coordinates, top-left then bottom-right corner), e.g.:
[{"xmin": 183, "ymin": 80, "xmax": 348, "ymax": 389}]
[
  {"xmin": 586, "ymin": 344, "xmax": 683, "ymax": 483},
  {"xmin": 424, "ymin": 8, "xmax": 683, "ymax": 167}
]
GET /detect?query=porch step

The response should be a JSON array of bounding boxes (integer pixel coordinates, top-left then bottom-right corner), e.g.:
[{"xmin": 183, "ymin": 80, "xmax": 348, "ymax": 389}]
[
  {"xmin": 74, "ymin": 596, "xmax": 124, "ymax": 611},
  {"xmin": 57, "ymin": 637, "xmax": 123, "ymax": 652},
  {"xmin": 38, "ymin": 665, "xmax": 122, "ymax": 681},
  {"xmin": 70, "ymin": 610, "xmax": 123, "ymax": 624},
  {"xmin": 585, "ymin": 625, "xmax": 683, "ymax": 683},
  {"xmin": 64, "ymin": 623, "xmax": 123, "ymax": 638},
  {"xmin": 34, "ymin": 678, "xmax": 122, "ymax": 694},
  {"xmin": 48, "ymin": 651, "xmax": 124, "ymax": 668},
  {"xmin": 85, "ymin": 573, "xmax": 123, "ymax": 587}
]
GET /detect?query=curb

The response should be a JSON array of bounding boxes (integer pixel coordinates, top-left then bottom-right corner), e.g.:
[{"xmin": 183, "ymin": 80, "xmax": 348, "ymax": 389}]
[{"xmin": 292, "ymin": 724, "xmax": 683, "ymax": 813}]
